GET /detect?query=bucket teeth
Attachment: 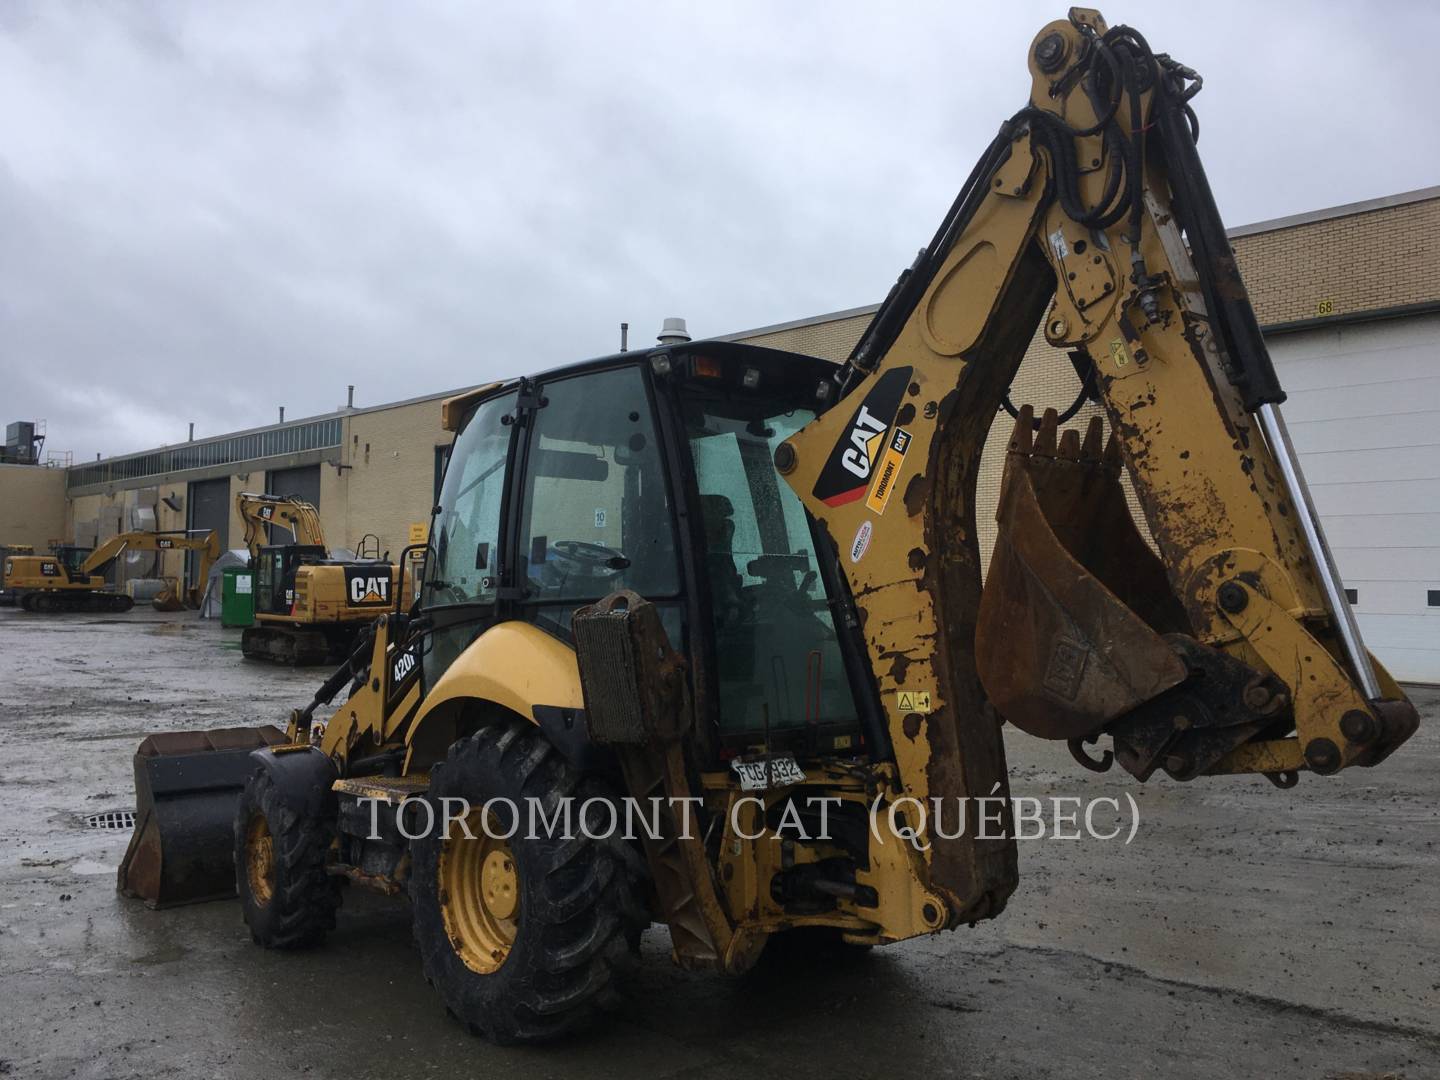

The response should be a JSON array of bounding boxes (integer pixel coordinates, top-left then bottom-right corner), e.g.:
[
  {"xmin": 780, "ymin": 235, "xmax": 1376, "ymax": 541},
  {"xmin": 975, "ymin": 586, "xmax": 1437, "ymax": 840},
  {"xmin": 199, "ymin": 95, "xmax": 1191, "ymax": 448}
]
[
  {"xmin": 1058, "ymin": 427, "xmax": 1081, "ymax": 460},
  {"xmin": 1008, "ymin": 404, "xmax": 1035, "ymax": 454},
  {"xmin": 1103, "ymin": 430, "xmax": 1124, "ymax": 470},
  {"xmin": 1034, "ymin": 408, "xmax": 1059, "ymax": 457},
  {"xmin": 1081, "ymin": 415, "xmax": 1104, "ymax": 462},
  {"xmin": 1006, "ymin": 404, "xmax": 1123, "ymax": 476}
]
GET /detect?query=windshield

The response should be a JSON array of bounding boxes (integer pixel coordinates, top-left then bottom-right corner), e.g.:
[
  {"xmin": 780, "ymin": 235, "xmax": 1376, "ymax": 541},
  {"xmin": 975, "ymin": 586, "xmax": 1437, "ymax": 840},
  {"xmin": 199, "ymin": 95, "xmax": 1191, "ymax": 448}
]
[
  {"xmin": 424, "ymin": 391, "xmax": 516, "ymax": 610},
  {"xmin": 683, "ymin": 394, "xmax": 859, "ymax": 742}
]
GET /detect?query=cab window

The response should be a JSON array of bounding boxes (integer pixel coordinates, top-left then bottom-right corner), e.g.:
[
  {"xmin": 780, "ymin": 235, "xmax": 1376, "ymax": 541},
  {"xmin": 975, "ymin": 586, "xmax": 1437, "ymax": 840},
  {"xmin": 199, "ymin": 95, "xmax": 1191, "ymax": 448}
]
[
  {"xmin": 422, "ymin": 391, "xmax": 515, "ymax": 685},
  {"xmin": 684, "ymin": 396, "xmax": 858, "ymax": 741},
  {"xmin": 424, "ymin": 392, "xmax": 516, "ymax": 609},
  {"xmin": 517, "ymin": 366, "xmax": 679, "ymax": 618}
]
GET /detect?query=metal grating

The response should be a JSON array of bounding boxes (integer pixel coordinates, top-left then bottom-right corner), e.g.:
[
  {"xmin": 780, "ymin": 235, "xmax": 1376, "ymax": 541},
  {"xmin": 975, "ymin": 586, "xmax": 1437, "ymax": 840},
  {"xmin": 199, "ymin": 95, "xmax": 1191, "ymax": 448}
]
[{"xmin": 85, "ymin": 810, "xmax": 136, "ymax": 831}]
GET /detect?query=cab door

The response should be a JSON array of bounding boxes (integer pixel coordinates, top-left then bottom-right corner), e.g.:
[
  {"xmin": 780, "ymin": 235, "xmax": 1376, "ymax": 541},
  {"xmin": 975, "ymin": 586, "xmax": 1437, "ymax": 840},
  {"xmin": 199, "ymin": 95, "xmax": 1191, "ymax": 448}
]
[
  {"xmin": 510, "ymin": 364, "xmax": 684, "ymax": 646},
  {"xmin": 420, "ymin": 389, "xmax": 519, "ymax": 689}
]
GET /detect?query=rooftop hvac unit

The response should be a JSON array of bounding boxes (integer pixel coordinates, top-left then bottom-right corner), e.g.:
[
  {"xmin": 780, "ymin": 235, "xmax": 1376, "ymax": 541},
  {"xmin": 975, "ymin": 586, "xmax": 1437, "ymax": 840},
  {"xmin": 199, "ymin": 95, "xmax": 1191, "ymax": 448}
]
[{"xmin": 4, "ymin": 421, "xmax": 37, "ymax": 464}]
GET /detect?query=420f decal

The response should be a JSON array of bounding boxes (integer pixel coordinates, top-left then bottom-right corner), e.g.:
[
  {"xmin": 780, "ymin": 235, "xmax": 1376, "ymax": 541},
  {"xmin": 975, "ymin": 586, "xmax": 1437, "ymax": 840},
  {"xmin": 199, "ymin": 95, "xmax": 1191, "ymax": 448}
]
[{"xmin": 810, "ymin": 366, "xmax": 912, "ymax": 507}]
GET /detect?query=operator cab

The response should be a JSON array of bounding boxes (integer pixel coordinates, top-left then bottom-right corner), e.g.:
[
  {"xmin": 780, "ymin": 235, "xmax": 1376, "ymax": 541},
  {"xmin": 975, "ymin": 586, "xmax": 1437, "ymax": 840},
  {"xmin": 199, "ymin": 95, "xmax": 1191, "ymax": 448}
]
[
  {"xmin": 51, "ymin": 545, "xmax": 93, "ymax": 579},
  {"xmin": 253, "ymin": 544, "xmax": 327, "ymax": 616},
  {"xmin": 421, "ymin": 342, "xmax": 881, "ymax": 767}
]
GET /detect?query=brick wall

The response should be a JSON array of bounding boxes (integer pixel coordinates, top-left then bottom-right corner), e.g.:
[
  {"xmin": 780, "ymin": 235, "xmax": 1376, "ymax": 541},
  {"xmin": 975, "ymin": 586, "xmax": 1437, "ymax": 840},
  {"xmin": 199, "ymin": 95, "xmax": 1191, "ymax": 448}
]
[
  {"xmin": 1231, "ymin": 196, "xmax": 1440, "ymax": 325},
  {"xmin": 336, "ymin": 399, "xmax": 451, "ymax": 562},
  {"xmin": 0, "ymin": 464, "xmax": 67, "ymax": 550},
  {"xmin": 737, "ymin": 311, "xmax": 875, "ymax": 362}
]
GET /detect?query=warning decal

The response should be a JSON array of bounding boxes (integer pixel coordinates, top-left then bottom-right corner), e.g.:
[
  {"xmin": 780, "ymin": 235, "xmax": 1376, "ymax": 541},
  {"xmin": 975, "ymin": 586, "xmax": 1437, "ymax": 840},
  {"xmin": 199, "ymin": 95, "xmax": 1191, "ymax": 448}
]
[{"xmin": 895, "ymin": 690, "xmax": 932, "ymax": 714}]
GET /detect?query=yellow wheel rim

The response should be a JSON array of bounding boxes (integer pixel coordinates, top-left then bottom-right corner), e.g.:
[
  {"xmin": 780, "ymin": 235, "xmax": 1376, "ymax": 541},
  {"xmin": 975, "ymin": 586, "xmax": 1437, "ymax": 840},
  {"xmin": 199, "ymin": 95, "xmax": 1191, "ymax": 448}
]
[
  {"xmin": 244, "ymin": 814, "xmax": 275, "ymax": 907},
  {"xmin": 439, "ymin": 811, "xmax": 519, "ymax": 975}
]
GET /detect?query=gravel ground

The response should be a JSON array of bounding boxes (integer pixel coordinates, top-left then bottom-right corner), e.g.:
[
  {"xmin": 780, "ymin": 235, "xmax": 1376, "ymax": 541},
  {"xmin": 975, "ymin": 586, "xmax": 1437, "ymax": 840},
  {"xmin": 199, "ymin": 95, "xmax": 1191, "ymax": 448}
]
[{"xmin": 1, "ymin": 606, "xmax": 1436, "ymax": 1079}]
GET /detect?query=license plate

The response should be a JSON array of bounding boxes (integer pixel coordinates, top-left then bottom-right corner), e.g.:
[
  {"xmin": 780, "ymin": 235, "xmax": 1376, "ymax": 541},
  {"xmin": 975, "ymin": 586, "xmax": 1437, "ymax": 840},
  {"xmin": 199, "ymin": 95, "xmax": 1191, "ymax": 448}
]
[{"xmin": 731, "ymin": 754, "xmax": 807, "ymax": 791}]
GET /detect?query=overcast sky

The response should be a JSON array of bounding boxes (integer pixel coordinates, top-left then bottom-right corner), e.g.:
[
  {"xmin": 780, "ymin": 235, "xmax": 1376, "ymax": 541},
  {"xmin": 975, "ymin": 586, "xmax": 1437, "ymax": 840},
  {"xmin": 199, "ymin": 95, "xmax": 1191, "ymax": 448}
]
[{"xmin": 2, "ymin": 1, "xmax": 1436, "ymax": 462}]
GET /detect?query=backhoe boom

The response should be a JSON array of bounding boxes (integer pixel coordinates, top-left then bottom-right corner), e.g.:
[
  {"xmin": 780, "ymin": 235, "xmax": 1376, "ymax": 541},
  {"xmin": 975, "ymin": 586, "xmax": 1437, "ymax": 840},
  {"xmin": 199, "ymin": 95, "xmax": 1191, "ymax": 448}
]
[{"xmin": 779, "ymin": 7, "xmax": 1417, "ymax": 923}]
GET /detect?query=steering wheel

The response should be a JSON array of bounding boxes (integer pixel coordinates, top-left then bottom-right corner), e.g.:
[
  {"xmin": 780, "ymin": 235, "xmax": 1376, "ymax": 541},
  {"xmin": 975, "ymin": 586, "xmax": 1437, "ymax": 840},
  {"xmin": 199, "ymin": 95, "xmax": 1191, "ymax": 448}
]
[
  {"xmin": 549, "ymin": 540, "xmax": 629, "ymax": 576},
  {"xmin": 425, "ymin": 581, "xmax": 472, "ymax": 606}
]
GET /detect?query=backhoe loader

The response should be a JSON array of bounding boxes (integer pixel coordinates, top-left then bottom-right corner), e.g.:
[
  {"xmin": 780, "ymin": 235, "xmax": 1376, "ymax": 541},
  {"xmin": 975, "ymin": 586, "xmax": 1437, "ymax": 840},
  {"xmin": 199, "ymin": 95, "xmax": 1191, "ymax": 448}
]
[
  {"xmin": 235, "ymin": 491, "xmax": 408, "ymax": 665},
  {"xmin": 118, "ymin": 8, "xmax": 1417, "ymax": 1045},
  {"xmin": 5, "ymin": 530, "xmax": 219, "ymax": 613}
]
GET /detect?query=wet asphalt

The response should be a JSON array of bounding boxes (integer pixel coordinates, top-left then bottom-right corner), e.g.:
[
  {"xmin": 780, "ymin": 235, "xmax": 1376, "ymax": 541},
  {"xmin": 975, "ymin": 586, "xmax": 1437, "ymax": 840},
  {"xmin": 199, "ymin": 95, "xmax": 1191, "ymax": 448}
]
[{"xmin": 1, "ymin": 607, "xmax": 1436, "ymax": 1079}]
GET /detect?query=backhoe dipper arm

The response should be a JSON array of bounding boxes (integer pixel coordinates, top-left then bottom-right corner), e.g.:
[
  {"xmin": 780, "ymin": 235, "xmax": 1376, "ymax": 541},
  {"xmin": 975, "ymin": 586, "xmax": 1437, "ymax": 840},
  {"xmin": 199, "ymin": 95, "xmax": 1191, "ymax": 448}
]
[
  {"xmin": 779, "ymin": 8, "xmax": 1416, "ymax": 923},
  {"xmin": 80, "ymin": 530, "xmax": 221, "ymax": 597},
  {"xmin": 236, "ymin": 492, "xmax": 327, "ymax": 556}
]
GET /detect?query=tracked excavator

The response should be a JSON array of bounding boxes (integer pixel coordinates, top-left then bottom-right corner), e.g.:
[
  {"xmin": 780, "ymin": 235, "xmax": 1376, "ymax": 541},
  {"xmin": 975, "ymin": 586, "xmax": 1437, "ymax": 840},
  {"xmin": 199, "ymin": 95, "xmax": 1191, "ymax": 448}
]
[
  {"xmin": 235, "ymin": 492, "xmax": 405, "ymax": 665},
  {"xmin": 119, "ymin": 8, "xmax": 1417, "ymax": 1045},
  {"xmin": 0, "ymin": 544, "xmax": 35, "ymax": 605},
  {"xmin": 4, "ymin": 530, "xmax": 219, "ymax": 613}
]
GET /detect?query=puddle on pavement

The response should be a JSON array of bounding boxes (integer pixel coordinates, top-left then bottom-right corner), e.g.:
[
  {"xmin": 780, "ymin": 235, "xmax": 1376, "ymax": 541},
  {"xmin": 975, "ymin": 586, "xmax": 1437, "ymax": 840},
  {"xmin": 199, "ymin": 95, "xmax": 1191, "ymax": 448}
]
[{"xmin": 131, "ymin": 943, "xmax": 190, "ymax": 966}]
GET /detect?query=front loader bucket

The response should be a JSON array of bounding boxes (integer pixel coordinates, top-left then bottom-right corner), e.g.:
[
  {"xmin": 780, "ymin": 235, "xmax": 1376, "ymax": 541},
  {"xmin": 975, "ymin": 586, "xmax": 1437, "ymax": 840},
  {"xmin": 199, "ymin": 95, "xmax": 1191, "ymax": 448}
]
[
  {"xmin": 117, "ymin": 726, "xmax": 287, "ymax": 908},
  {"xmin": 976, "ymin": 407, "xmax": 1191, "ymax": 741}
]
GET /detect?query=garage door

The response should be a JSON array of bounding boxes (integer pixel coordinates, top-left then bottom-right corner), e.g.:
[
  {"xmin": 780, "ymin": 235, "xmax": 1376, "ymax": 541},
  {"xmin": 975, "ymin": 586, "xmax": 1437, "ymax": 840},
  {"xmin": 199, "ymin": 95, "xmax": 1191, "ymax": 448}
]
[
  {"xmin": 265, "ymin": 465, "xmax": 321, "ymax": 545},
  {"xmin": 187, "ymin": 477, "xmax": 230, "ymax": 585},
  {"xmin": 1268, "ymin": 312, "xmax": 1440, "ymax": 683}
]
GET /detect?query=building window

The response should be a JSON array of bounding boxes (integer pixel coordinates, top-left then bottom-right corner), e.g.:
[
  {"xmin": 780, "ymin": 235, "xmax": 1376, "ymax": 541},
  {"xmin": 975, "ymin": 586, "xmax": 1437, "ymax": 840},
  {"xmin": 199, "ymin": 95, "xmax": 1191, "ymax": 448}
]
[{"xmin": 66, "ymin": 416, "xmax": 345, "ymax": 490}]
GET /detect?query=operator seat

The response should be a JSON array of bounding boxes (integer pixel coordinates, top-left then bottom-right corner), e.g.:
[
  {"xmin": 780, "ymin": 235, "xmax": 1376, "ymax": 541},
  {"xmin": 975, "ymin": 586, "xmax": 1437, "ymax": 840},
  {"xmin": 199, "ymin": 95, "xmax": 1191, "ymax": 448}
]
[{"xmin": 700, "ymin": 495, "xmax": 744, "ymax": 626}]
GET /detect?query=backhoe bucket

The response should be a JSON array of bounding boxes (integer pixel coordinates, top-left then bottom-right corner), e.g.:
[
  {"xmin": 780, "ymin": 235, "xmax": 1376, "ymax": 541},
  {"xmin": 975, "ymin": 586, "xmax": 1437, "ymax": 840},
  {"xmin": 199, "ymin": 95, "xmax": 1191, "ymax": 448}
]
[
  {"xmin": 150, "ymin": 578, "xmax": 185, "ymax": 612},
  {"xmin": 117, "ymin": 726, "xmax": 287, "ymax": 908},
  {"xmin": 976, "ymin": 407, "xmax": 1191, "ymax": 741}
]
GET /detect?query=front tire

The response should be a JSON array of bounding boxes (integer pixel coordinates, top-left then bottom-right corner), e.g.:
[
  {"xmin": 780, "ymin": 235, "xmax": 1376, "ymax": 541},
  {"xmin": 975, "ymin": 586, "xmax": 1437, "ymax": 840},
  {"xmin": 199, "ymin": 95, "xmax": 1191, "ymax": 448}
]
[
  {"xmin": 410, "ymin": 719, "xmax": 646, "ymax": 1044},
  {"xmin": 234, "ymin": 768, "xmax": 341, "ymax": 949}
]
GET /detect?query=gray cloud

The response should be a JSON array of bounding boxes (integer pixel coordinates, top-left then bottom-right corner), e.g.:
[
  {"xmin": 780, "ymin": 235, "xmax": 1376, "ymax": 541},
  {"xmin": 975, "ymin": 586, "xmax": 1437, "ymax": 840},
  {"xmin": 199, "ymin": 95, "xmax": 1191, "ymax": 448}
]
[{"xmin": 1, "ymin": 0, "xmax": 1436, "ymax": 461}]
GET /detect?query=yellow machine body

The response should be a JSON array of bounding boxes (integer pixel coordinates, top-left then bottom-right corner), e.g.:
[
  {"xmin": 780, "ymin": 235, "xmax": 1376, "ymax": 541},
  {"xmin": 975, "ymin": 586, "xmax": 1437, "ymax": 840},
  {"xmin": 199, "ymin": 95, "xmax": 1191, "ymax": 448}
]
[
  {"xmin": 5, "ymin": 531, "xmax": 219, "ymax": 613},
  {"xmin": 236, "ymin": 491, "xmax": 415, "ymax": 664},
  {"xmin": 121, "ymin": 8, "xmax": 1417, "ymax": 1044}
]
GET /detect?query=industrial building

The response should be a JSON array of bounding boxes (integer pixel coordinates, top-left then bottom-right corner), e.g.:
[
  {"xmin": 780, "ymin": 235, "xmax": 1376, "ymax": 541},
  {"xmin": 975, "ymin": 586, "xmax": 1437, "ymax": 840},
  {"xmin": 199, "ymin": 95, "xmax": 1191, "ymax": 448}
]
[{"xmin": 2, "ymin": 185, "xmax": 1436, "ymax": 679}]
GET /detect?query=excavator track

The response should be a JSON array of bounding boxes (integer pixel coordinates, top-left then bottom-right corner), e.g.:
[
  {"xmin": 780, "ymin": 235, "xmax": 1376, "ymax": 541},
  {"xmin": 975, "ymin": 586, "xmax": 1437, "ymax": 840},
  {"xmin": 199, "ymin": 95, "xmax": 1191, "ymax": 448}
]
[
  {"xmin": 20, "ymin": 591, "xmax": 134, "ymax": 614},
  {"xmin": 241, "ymin": 625, "xmax": 332, "ymax": 666}
]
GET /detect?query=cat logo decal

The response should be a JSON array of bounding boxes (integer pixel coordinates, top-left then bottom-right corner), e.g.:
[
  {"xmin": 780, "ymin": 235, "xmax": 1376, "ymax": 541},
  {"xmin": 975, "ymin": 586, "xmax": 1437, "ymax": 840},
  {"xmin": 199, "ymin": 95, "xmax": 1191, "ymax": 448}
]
[{"xmin": 810, "ymin": 367, "xmax": 912, "ymax": 508}]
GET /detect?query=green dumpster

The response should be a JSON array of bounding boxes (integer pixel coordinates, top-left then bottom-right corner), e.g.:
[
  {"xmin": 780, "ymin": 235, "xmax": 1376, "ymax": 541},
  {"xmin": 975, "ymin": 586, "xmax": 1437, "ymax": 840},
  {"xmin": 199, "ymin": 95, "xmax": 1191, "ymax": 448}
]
[{"xmin": 221, "ymin": 567, "xmax": 255, "ymax": 628}]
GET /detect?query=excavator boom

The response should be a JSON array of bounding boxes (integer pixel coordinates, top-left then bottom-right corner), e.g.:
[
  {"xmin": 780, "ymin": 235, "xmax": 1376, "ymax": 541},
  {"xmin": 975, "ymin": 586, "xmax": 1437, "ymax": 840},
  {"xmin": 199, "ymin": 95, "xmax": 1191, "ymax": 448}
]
[
  {"xmin": 778, "ymin": 8, "xmax": 1417, "ymax": 923},
  {"xmin": 237, "ymin": 491, "xmax": 327, "ymax": 554}
]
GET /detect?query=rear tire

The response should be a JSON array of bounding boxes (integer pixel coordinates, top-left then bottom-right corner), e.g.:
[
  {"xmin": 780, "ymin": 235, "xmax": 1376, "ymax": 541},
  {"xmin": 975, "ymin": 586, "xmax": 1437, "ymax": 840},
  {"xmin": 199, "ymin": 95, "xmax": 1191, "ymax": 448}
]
[
  {"xmin": 410, "ymin": 719, "xmax": 647, "ymax": 1044},
  {"xmin": 234, "ymin": 768, "xmax": 341, "ymax": 949}
]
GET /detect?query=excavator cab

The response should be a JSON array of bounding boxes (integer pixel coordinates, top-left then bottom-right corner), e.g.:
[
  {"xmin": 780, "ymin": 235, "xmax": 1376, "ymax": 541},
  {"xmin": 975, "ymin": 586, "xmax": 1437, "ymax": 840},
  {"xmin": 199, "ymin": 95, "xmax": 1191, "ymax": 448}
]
[
  {"xmin": 252, "ymin": 544, "xmax": 328, "ymax": 616},
  {"xmin": 51, "ymin": 544, "xmax": 93, "ymax": 577},
  {"xmin": 420, "ymin": 342, "xmax": 872, "ymax": 765}
]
